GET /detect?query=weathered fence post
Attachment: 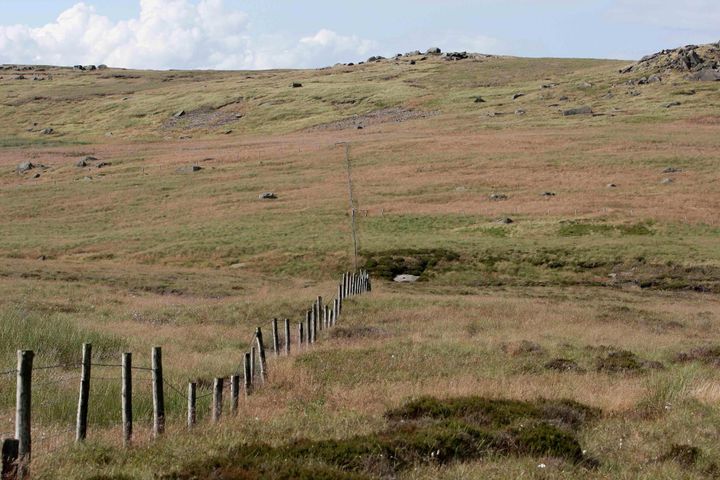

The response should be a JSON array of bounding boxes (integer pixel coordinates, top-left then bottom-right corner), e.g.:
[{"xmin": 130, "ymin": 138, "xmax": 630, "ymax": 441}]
[
  {"xmin": 212, "ymin": 378, "xmax": 223, "ymax": 423},
  {"xmin": 2, "ymin": 438, "xmax": 19, "ymax": 480},
  {"xmin": 255, "ymin": 328, "xmax": 267, "ymax": 383},
  {"xmin": 122, "ymin": 352, "xmax": 132, "ymax": 446},
  {"xmin": 250, "ymin": 347, "xmax": 256, "ymax": 380},
  {"xmin": 337, "ymin": 284, "xmax": 343, "ymax": 309},
  {"xmin": 16, "ymin": 349, "xmax": 33, "ymax": 471},
  {"xmin": 316, "ymin": 297, "xmax": 323, "ymax": 331},
  {"xmin": 325, "ymin": 305, "xmax": 330, "ymax": 329},
  {"xmin": 306, "ymin": 311, "xmax": 313, "ymax": 345},
  {"xmin": 187, "ymin": 382, "xmax": 197, "ymax": 429},
  {"xmin": 76, "ymin": 343, "xmax": 92, "ymax": 442},
  {"xmin": 272, "ymin": 319, "xmax": 280, "ymax": 357},
  {"xmin": 230, "ymin": 375, "xmax": 240, "ymax": 415},
  {"xmin": 367, "ymin": 272, "xmax": 372, "ymax": 292},
  {"xmin": 284, "ymin": 319, "xmax": 291, "ymax": 355},
  {"xmin": 298, "ymin": 322, "xmax": 304, "ymax": 347},
  {"xmin": 152, "ymin": 347, "xmax": 165, "ymax": 437},
  {"xmin": 243, "ymin": 352, "xmax": 252, "ymax": 397},
  {"xmin": 343, "ymin": 273, "xmax": 349, "ymax": 298}
]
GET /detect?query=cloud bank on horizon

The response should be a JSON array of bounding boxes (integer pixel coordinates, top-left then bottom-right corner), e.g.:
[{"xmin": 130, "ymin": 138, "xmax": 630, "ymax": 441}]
[{"xmin": 0, "ymin": 0, "xmax": 718, "ymax": 70}]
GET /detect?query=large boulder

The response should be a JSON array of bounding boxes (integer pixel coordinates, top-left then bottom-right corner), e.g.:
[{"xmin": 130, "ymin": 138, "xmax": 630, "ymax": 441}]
[
  {"xmin": 690, "ymin": 68, "xmax": 720, "ymax": 81},
  {"xmin": 426, "ymin": 47, "xmax": 442, "ymax": 55}
]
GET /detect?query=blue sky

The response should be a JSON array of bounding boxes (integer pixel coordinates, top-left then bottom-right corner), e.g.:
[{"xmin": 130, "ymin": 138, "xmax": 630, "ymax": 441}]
[{"xmin": 0, "ymin": 0, "xmax": 718, "ymax": 69}]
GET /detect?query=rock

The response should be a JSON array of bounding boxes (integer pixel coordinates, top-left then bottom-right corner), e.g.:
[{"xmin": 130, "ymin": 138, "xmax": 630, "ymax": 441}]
[
  {"xmin": 405, "ymin": 50, "xmax": 422, "ymax": 56},
  {"xmin": 409, "ymin": 60, "xmax": 416, "ymax": 65},
  {"xmin": 541, "ymin": 191, "xmax": 556, "ymax": 197},
  {"xmin": 498, "ymin": 217, "xmax": 514, "ymax": 224},
  {"xmin": 259, "ymin": 192, "xmax": 278, "ymax": 200},
  {"xmin": 542, "ymin": 83, "xmax": 557, "ymax": 89},
  {"xmin": 578, "ymin": 81, "xmax": 593, "ymax": 88},
  {"xmin": 489, "ymin": 193, "xmax": 508, "ymax": 201},
  {"xmin": 97, "ymin": 64, "xmax": 108, "ymax": 70},
  {"xmin": 177, "ymin": 165, "xmax": 202, "ymax": 173},
  {"xmin": 173, "ymin": 110, "xmax": 186, "ymax": 118},
  {"xmin": 394, "ymin": 274, "xmax": 420, "ymax": 283},
  {"xmin": 96, "ymin": 162, "xmax": 112, "ymax": 169},
  {"xmin": 16, "ymin": 162, "xmax": 34, "ymax": 173},
  {"xmin": 41, "ymin": 128, "xmax": 54, "ymax": 135},
  {"xmin": 607, "ymin": 183, "xmax": 617, "ymax": 188},
  {"xmin": 84, "ymin": 65, "xmax": 97, "ymax": 71},
  {"xmin": 32, "ymin": 173, "xmax": 41, "ymax": 179},
  {"xmin": 473, "ymin": 96, "xmax": 486, "ymax": 103},
  {"xmin": 647, "ymin": 74, "xmax": 662, "ymax": 83},
  {"xmin": 662, "ymin": 167, "xmax": 682, "ymax": 174},
  {"xmin": 73, "ymin": 65, "xmax": 85, "ymax": 71},
  {"xmin": 290, "ymin": 82, "xmax": 303, "ymax": 88},
  {"xmin": 512, "ymin": 93, "xmax": 525, "ymax": 100},
  {"xmin": 515, "ymin": 109, "xmax": 526, "ymax": 115},
  {"xmin": 661, "ymin": 178, "xmax": 674, "ymax": 184},
  {"xmin": 663, "ymin": 101, "xmax": 681, "ymax": 108},
  {"xmin": 426, "ymin": 47, "xmax": 442, "ymax": 55},
  {"xmin": 563, "ymin": 106, "xmax": 593, "ymax": 116},
  {"xmin": 558, "ymin": 96, "xmax": 569, "ymax": 101},
  {"xmin": 76, "ymin": 159, "xmax": 89, "ymax": 167},
  {"xmin": 690, "ymin": 68, "xmax": 720, "ymax": 81}
]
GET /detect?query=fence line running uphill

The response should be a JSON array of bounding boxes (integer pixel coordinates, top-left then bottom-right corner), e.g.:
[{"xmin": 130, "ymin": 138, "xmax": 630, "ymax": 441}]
[{"xmin": 0, "ymin": 270, "xmax": 372, "ymax": 479}]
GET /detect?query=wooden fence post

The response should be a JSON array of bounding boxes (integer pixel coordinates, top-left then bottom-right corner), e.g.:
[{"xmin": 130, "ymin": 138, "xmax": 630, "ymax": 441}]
[
  {"xmin": 298, "ymin": 322, "xmax": 304, "ymax": 347},
  {"xmin": 325, "ymin": 306, "xmax": 330, "ymax": 329},
  {"xmin": 187, "ymin": 382, "xmax": 197, "ymax": 429},
  {"xmin": 343, "ymin": 273, "xmax": 348, "ymax": 298},
  {"xmin": 2, "ymin": 438, "xmax": 19, "ymax": 480},
  {"xmin": 284, "ymin": 319, "xmax": 291, "ymax": 355},
  {"xmin": 152, "ymin": 347, "xmax": 165, "ymax": 437},
  {"xmin": 243, "ymin": 353, "xmax": 252, "ymax": 397},
  {"xmin": 316, "ymin": 297, "xmax": 323, "ymax": 331},
  {"xmin": 367, "ymin": 272, "xmax": 372, "ymax": 292},
  {"xmin": 272, "ymin": 319, "xmax": 280, "ymax": 357},
  {"xmin": 122, "ymin": 352, "xmax": 132, "ymax": 446},
  {"xmin": 212, "ymin": 378, "xmax": 223, "ymax": 423},
  {"xmin": 250, "ymin": 347, "xmax": 256, "ymax": 380},
  {"xmin": 15, "ymin": 350, "xmax": 33, "ymax": 470},
  {"xmin": 255, "ymin": 328, "xmax": 267, "ymax": 383},
  {"xmin": 76, "ymin": 343, "xmax": 92, "ymax": 442},
  {"xmin": 306, "ymin": 311, "xmax": 313, "ymax": 345},
  {"xmin": 230, "ymin": 375, "xmax": 240, "ymax": 415}
]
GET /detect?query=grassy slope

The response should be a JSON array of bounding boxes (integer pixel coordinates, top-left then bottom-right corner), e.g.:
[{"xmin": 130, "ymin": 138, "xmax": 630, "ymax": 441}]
[{"xmin": 0, "ymin": 54, "xmax": 719, "ymax": 478}]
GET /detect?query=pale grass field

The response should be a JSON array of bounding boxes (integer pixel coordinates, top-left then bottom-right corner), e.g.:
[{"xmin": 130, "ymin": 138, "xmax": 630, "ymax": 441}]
[{"xmin": 0, "ymin": 54, "xmax": 719, "ymax": 478}]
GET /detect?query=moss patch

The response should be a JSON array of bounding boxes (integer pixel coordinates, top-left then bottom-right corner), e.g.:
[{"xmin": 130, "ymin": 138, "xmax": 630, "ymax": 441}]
[{"xmin": 362, "ymin": 248, "xmax": 461, "ymax": 280}]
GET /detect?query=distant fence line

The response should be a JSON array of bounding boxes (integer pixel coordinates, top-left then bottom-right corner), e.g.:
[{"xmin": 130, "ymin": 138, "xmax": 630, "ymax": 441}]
[{"xmin": 0, "ymin": 270, "xmax": 372, "ymax": 480}]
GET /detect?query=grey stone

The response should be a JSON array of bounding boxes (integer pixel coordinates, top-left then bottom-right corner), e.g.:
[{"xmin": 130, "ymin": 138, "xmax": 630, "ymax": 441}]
[
  {"xmin": 97, "ymin": 64, "xmax": 108, "ymax": 70},
  {"xmin": 426, "ymin": 47, "xmax": 442, "ymax": 55},
  {"xmin": 541, "ymin": 192, "xmax": 556, "ymax": 197},
  {"xmin": 489, "ymin": 193, "xmax": 508, "ymax": 201},
  {"xmin": 661, "ymin": 178, "xmax": 674, "ymax": 184},
  {"xmin": 498, "ymin": 217, "xmax": 514, "ymax": 224},
  {"xmin": 663, "ymin": 167, "xmax": 682, "ymax": 174},
  {"xmin": 96, "ymin": 162, "xmax": 112, "ymax": 169},
  {"xmin": 290, "ymin": 82, "xmax": 303, "ymax": 88},
  {"xmin": 173, "ymin": 110, "xmax": 186, "ymax": 118},
  {"xmin": 394, "ymin": 274, "xmax": 420, "ymax": 283},
  {"xmin": 259, "ymin": 192, "xmax": 278, "ymax": 200},
  {"xmin": 512, "ymin": 93, "xmax": 525, "ymax": 100},
  {"xmin": 515, "ymin": 109, "xmax": 526, "ymax": 115},
  {"xmin": 607, "ymin": 183, "xmax": 617, "ymax": 188},
  {"xmin": 563, "ymin": 106, "xmax": 593, "ymax": 116},
  {"xmin": 690, "ymin": 69, "xmax": 720, "ymax": 81},
  {"xmin": 16, "ymin": 162, "xmax": 34, "ymax": 173},
  {"xmin": 41, "ymin": 128, "xmax": 54, "ymax": 135},
  {"xmin": 663, "ymin": 101, "xmax": 681, "ymax": 108},
  {"xmin": 473, "ymin": 96, "xmax": 485, "ymax": 103}
]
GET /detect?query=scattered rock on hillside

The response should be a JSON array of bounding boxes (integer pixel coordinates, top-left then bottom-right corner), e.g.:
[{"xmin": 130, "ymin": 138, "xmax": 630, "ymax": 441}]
[
  {"xmin": 498, "ymin": 217, "xmax": 514, "ymax": 224},
  {"xmin": 563, "ymin": 106, "xmax": 593, "ymax": 116},
  {"xmin": 96, "ymin": 162, "xmax": 112, "ymax": 169},
  {"xmin": 690, "ymin": 68, "xmax": 720, "ymax": 81},
  {"xmin": 622, "ymin": 42, "xmax": 720, "ymax": 77},
  {"xmin": 607, "ymin": 183, "xmax": 617, "ymax": 188},
  {"xmin": 489, "ymin": 193, "xmax": 508, "ymax": 201},
  {"xmin": 173, "ymin": 110, "xmax": 186, "ymax": 118},
  {"xmin": 426, "ymin": 47, "xmax": 442, "ymax": 55},
  {"xmin": 41, "ymin": 128, "xmax": 54, "ymax": 135},
  {"xmin": 473, "ymin": 96, "xmax": 486, "ymax": 103},
  {"xmin": 661, "ymin": 178, "xmax": 674, "ymax": 184},
  {"xmin": 663, "ymin": 101, "xmax": 681, "ymax": 108},
  {"xmin": 259, "ymin": 192, "xmax": 277, "ymax": 200},
  {"xmin": 515, "ymin": 109, "xmax": 526, "ymax": 115},
  {"xmin": 16, "ymin": 162, "xmax": 34, "ymax": 173},
  {"xmin": 290, "ymin": 82, "xmax": 303, "ymax": 88},
  {"xmin": 177, "ymin": 165, "xmax": 203, "ymax": 174},
  {"xmin": 394, "ymin": 274, "xmax": 420, "ymax": 283},
  {"xmin": 512, "ymin": 93, "xmax": 525, "ymax": 100},
  {"xmin": 541, "ymin": 191, "xmax": 556, "ymax": 197}
]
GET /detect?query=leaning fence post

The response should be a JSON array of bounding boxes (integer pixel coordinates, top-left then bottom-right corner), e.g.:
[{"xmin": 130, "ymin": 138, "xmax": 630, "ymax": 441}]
[
  {"xmin": 122, "ymin": 352, "xmax": 132, "ymax": 446},
  {"xmin": 230, "ymin": 375, "xmax": 240, "ymax": 415},
  {"xmin": 16, "ymin": 349, "xmax": 33, "ymax": 471},
  {"xmin": 187, "ymin": 382, "xmax": 197, "ymax": 429},
  {"xmin": 284, "ymin": 319, "xmax": 291, "ymax": 355},
  {"xmin": 152, "ymin": 347, "xmax": 165, "ymax": 437},
  {"xmin": 272, "ymin": 319, "xmax": 280, "ymax": 357},
  {"xmin": 243, "ymin": 353, "xmax": 252, "ymax": 397},
  {"xmin": 255, "ymin": 328, "xmax": 267, "ymax": 383},
  {"xmin": 212, "ymin": 378, "xmax": 224, "ymax": 423},
  {"xmin": 2, "ymin": 438, "xmax": 19, "ymax": 480},
  {"xmin": 76, "ymin": 343, "xmax": 92, "ymax": 442}
]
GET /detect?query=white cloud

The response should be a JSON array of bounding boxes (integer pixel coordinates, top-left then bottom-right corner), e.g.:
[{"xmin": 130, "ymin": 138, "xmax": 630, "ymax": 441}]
[{"xmin": 0, "ymin": 0, "xmax": 375, "ymax": 70}]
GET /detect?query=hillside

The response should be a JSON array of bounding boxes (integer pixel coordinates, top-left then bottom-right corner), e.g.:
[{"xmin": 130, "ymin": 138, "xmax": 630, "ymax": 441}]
[{"xmin": 1, "ymin": 45, "xmax": 720, "ymax": 479}]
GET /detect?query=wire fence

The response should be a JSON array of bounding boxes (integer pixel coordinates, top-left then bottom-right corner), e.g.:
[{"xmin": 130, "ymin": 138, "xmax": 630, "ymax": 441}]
[{"xmin": 0, "ymin": 271, "xmax": 371, "ymax": 478}]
